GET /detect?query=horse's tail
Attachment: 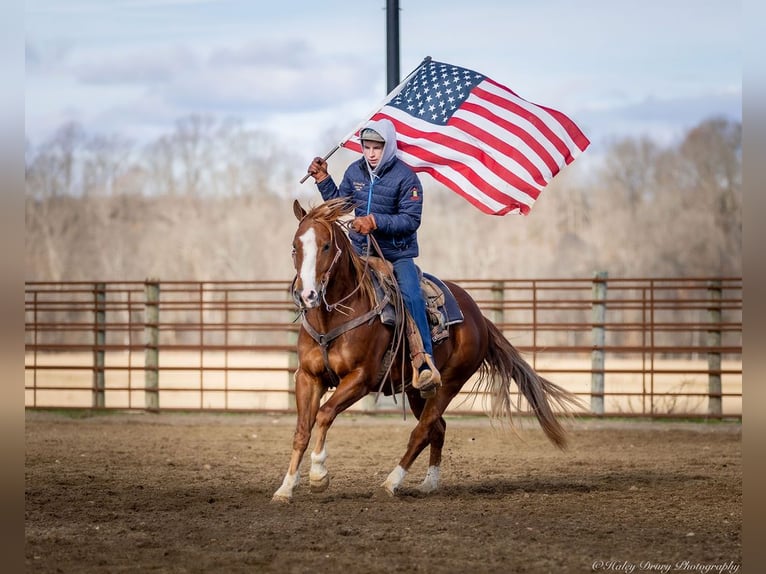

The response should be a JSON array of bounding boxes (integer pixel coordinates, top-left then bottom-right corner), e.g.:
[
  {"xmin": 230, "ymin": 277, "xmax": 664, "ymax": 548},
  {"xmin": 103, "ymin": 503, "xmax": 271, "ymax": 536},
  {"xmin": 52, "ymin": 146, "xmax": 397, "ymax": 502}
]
[{"xmin": 477, "ymin": 317, "xmax": 583, "ymax": 449}]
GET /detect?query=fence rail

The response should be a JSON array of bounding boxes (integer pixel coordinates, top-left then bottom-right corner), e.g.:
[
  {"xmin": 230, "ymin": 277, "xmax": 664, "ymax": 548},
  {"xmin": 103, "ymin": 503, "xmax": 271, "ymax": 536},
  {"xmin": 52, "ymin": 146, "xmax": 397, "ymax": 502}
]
[{"xmin": 25, "ymin": 275, "xmax": 742, "ymax": 419}]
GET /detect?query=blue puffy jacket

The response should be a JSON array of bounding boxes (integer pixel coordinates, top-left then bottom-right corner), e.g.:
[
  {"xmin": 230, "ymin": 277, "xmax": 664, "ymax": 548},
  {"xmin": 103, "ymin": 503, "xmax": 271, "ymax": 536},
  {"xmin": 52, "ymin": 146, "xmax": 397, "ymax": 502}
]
[{"xmin": 317, "ymin": 119, "xmax": 424, "ymax": 262}]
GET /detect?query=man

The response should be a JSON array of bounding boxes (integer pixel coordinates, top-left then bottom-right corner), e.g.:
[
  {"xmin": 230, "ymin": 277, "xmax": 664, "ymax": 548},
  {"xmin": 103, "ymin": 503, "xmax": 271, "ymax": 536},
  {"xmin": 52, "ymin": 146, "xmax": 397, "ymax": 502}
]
[{"xmin": 306, "ymin": 118, "xmax": 440, "ymax": 392}]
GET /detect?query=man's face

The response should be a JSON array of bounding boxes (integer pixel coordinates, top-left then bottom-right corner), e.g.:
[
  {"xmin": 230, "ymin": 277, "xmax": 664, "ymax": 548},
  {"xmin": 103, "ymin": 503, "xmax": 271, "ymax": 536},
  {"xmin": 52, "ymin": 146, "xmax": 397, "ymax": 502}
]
[{"xmin": 362, "ymin": 140, "xmax": 385, "ymax": 168}]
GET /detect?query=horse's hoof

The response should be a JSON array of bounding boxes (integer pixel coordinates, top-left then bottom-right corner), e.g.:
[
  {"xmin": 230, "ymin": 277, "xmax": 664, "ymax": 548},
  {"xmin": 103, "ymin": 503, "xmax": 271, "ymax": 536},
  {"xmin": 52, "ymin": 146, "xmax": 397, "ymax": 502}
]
[
  {"xmin": 420, "ymin": 387, "xmax": 438, "ymax": 399},
  {"xmin": 310, "ymin": 474, "xmax": 330, "ymax": 493},
  {"xmin": 271, "ymin": 494, "xmax": 293, "ymax": 504},
  {"xmin": 380, "ymin": 480, "xmax": 399, "ymax": 497},
  {"xmin": 381, "ymin": 485, "xmax": 397, "ymax": 497}
]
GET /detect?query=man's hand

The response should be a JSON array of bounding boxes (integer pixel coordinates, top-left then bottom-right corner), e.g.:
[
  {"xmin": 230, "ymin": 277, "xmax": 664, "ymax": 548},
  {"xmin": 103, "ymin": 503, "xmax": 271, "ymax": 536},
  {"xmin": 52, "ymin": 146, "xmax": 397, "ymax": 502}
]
[
  {"xmin": 352, "ymin": 214, "xmax": 377, "ymax": 235},
  {"xmin": 307, "ymin": 157, "xmax": 329, "ymax": 183}
]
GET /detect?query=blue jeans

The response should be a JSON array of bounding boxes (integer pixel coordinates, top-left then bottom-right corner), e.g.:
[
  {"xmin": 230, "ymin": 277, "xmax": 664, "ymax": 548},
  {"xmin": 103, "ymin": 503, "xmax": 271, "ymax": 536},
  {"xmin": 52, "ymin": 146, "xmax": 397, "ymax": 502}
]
[{"xmin": 393, "ymin": 258, "xmax": 433, "ymax": 357}]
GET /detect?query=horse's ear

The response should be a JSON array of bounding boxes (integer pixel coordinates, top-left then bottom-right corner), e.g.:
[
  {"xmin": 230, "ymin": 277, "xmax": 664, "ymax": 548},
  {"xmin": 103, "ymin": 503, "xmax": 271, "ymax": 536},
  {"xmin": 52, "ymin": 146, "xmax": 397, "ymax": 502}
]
[{"xmin": 293, "ymin": 200, "xmax": 307, "ymax": 221}]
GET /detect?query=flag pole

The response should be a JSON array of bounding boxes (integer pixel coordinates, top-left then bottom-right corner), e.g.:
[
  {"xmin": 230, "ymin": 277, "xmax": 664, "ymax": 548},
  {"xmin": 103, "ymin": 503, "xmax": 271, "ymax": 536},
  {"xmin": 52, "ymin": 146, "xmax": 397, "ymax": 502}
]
[{"xmin": 299, "ymin": 56, "xmax": 432, "ymax": 184}]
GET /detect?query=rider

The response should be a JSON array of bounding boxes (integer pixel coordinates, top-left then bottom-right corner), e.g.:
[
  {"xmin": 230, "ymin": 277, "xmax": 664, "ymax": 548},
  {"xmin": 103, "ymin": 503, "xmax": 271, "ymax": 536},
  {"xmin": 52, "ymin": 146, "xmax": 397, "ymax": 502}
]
[{"xmin": 306, "ymin": 118, "xmax": 441, "ymax": 392}]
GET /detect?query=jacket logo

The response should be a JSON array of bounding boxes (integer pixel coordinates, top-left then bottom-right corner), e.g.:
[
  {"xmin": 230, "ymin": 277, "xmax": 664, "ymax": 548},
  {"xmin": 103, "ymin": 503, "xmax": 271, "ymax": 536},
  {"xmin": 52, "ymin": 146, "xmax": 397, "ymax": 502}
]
[
  {"xmin": 353, "ymin": 181, "xmax": 366, "ymax": 192},
  {"xmin": 410, "ymin": 187, "xmax": 420, "ymax": 200}
]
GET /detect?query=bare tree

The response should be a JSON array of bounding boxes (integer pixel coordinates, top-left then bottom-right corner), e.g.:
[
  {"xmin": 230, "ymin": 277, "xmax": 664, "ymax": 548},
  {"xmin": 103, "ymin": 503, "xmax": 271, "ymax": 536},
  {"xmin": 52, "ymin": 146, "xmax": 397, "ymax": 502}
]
[
  {"xmin": 143, "ymin": 134, "xmax": 179, "ymax": 196},
  {"xmin": 25, "ymin": 122, "xmax": 88, "ymax": 279},
  {"xmin": 81, "ymin": 134, "xmax": 133, "ymax": 196},
  {"xmin": 677, "ymin": 117, "xmax": 742, "ymax": 274},
  {"xmin": 172, "ymin": 114, "xmax": 216, "ymax": 196}
]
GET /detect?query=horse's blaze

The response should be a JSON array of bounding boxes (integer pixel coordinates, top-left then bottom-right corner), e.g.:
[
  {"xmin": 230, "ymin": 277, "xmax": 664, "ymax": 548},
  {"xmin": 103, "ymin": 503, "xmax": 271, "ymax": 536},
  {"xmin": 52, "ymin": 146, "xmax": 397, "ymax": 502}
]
[{"xmin": 297, "ymin": 227, "xmax": 319, "ymax": 307}]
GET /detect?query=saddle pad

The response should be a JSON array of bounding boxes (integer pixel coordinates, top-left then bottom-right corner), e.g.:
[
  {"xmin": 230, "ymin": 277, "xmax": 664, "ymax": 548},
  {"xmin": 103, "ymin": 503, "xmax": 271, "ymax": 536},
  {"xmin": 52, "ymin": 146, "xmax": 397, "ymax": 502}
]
[
  {"xmin": 423, "ymin": 273, "xmax": 464, "ymax": 325},
  {"xmin": 373, "ymin": 269, "xmax": 464, "ymax": 333}
]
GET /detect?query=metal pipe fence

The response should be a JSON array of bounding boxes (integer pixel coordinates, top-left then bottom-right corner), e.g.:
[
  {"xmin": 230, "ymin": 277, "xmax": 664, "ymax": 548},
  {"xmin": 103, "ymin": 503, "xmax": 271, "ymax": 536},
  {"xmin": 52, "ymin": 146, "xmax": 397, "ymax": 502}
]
[{"xmin": 24, "ymin": 276, "xmax": 742, "ymax": 419}]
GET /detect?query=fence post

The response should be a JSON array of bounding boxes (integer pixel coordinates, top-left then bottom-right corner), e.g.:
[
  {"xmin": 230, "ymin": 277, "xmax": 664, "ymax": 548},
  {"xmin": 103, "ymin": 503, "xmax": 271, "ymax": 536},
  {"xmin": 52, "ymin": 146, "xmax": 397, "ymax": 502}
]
[
  {"xmin": 93, "ymin": 283, "xmax": 106, "ymax": 408},
  {"xmin": 490, "ymin": 281, "xmax": 505, "ymax": 328},
  {"xmin": 707, "ymin": 280, "xmax": 722, "ymax": 417},
  {"xmin": 144, "ymin": 280, "xmax": 160, "ymax": 412},
  {"xmin": 591, "ymin": 271, "xmax": 608, "ymax": 415}
]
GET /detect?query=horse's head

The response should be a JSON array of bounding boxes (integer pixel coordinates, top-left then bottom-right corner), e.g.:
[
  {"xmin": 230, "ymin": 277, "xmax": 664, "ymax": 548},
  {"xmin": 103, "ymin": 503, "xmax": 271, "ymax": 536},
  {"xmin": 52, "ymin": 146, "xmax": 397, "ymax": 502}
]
[{"xmin": 291, "ymin": 199, "xmax": 354, "ymax": 309}]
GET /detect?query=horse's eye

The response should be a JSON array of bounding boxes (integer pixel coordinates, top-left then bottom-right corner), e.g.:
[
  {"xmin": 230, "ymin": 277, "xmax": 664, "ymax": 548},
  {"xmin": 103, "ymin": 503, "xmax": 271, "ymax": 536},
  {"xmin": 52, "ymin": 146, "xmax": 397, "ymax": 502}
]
[{"xmin": 323, "ymin": 243, "xmax": 331, "ymax": 252}]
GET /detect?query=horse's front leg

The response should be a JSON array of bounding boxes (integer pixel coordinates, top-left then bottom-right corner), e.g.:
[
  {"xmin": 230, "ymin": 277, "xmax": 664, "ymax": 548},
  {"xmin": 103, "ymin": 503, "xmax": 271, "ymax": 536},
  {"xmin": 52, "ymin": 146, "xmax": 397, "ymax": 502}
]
[
  {"xmin": 272, "ymin": 369, "xmax": 324, "ymax": 503},
  {"xmin": 308, "ymin": 368, "xmax": 371, "ymax": 493}
]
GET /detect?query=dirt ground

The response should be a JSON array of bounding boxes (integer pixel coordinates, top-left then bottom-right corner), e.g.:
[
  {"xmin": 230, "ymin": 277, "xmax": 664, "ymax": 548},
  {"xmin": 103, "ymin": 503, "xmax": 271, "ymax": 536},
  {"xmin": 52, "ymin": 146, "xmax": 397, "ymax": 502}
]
[{"xmin": 25, "ymin": 411, "xmax": 741, "ymax": 573}]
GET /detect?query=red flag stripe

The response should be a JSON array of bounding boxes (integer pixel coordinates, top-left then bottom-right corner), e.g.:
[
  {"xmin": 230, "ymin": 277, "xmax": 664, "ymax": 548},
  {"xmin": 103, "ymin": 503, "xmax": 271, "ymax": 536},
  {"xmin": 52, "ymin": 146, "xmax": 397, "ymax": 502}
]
[
  {"xmin": 480, "ymin": 78, "xmax": 588, "ymax": 154},
  {"xmin": 343, "ymin": 130, "xmax": 539, "ymax": 215},
  {"xmin": 377, "ymin": 105, "xmax": 547, "ymax": 191},
  {"xmin": 397, "ymin": 145, "xmax": 526, "ymax": 215},
  {"xmin": 415, "ymin": 165, "xmax": 524, "ymax": 216},
  {"xmin": 448, "ymin": 112, "xmax": 551, "ymax": 186},
  {"xmin": 476, "ymin": 80, "xmax": 582, "ymax": 164},
  {"xmin": 397, "ymin": 138, "xmax": 535, "ymax": 210},
  {"xmin": 379, "ymin": 110, "xmax": 546, "ymax": 194},
  {"xmin": 455, "ymin": 97, "xmax": 561, "ymax": 175},
  {"xmin": 535, "ymin": 104, "xmax": 592, "ymax": 158},
  {"xmin": 381, "ymin": 113, "xmax": 543, "ymax": 203},
  {"xmin": 345, "ymin": 110, "xmax": 543, "ymax": 212}
]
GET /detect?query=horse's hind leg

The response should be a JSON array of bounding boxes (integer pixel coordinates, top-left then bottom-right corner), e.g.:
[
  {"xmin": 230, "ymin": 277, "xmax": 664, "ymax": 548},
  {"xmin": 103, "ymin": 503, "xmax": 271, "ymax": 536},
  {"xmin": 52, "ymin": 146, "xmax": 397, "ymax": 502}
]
[
  {"xmin": 408, "ymin": 390, "xmax": 448, "ymax": 493},
  {"xmin": 382, "ymin": 388, "xmax": 452, "ymax": 496},
  {"xmin": 418, "ymin": 416, "xmax": 446, "ymax": 493}
]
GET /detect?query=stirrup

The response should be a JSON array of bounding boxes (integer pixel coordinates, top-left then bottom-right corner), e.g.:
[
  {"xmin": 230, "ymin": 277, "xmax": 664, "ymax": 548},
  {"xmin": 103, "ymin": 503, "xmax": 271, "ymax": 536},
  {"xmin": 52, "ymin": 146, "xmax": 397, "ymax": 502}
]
[{"xmin": 412, "ymin": 353, "xmax": 441, "ymax": 398}]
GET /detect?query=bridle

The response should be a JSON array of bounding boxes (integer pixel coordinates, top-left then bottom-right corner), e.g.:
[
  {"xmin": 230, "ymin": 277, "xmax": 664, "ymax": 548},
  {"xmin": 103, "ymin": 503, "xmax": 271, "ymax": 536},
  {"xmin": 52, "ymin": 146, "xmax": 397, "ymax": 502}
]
[{"xmin": 292, "ymin": 219, "xmax": 371, "ymax": 315}]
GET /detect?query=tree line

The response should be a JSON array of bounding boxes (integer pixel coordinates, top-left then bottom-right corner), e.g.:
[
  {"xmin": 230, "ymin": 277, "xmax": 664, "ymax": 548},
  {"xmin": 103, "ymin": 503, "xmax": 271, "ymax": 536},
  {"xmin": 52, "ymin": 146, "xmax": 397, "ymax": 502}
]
[{"xmin": 25, "ymin": 115, "xmax": 741, "ymax": 282}]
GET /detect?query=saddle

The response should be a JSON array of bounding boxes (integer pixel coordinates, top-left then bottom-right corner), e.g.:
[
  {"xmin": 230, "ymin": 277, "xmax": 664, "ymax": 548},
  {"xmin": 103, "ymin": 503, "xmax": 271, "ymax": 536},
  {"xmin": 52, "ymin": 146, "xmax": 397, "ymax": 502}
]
[{"xmin": 367, "ymin": 258, "xmax": 464, "ymax": 345}]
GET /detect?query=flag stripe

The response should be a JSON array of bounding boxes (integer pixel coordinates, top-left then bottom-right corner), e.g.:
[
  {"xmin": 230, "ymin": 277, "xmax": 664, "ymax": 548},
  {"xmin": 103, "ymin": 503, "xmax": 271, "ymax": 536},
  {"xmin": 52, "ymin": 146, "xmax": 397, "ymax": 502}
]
[
  {"xmin": 400, "ymin": 152, "xmax": 528, "ymax": 215},
  {"xmin": 454, "ymin": 101, "xmax": 557, "ymax": 177},
  {"xmin": 379, "ymin": 109, "xmax": 545, "ymax": 197},
  {"xmin": 417, "ymin": 165, "xmax": 521, "ymax": 215},
  {"xmin": 449, "ymin": 112, "xmax": 550, "ymax": 186},
  {"xmin": 347, "ymin": 107, "xmax": 544, "ymax": 196},
  {"xmin": 338, "ymin": 59, "xmax": 589, "ymax": 215},
  {"xmin": 345, "ymin": 131, "xmax": 532, "ymax": 215},
  {"xmin": 481, "ymin": 78, "xmax": 587, "ymax": 153},
  {"xmin": 404, "ymin": 161, "xmax": 512, "ymax": 215},
  {"xmin": 464, "ymin": 90, "xmax": 563, "ymax": 172},
  {"xmin": 395, "ymin": 133, "xmax": 535, "ymax": 209},
  {"xmin": 536, "ymin": 103, "xmax": 592, "ymax": 157},
  {"xmin": 477, "ymin": 80, "xmax": 582, "ymax": 164}
]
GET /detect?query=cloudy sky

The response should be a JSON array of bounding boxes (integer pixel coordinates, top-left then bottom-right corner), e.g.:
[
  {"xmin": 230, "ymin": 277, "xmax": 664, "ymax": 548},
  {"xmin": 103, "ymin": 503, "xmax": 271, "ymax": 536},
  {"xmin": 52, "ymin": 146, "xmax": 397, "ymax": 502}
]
[{"xmin": 25, "ymin": 0, "xmax": 741, "ymax": 168}]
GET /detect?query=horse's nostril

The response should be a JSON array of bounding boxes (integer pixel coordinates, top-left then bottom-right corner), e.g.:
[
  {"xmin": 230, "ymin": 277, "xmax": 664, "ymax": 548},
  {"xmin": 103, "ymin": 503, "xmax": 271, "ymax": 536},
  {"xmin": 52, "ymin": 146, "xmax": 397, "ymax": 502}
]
[{"xmin": 302, "ymin": 289, "xmax": 318, "ymax": 306}]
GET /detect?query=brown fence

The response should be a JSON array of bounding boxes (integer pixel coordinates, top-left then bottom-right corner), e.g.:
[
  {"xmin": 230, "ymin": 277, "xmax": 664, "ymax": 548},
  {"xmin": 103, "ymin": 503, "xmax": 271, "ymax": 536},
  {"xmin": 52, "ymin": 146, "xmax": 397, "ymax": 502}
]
[{"xmin": 24, "ymin": 276, "xmax": 742, "ymax": 419}]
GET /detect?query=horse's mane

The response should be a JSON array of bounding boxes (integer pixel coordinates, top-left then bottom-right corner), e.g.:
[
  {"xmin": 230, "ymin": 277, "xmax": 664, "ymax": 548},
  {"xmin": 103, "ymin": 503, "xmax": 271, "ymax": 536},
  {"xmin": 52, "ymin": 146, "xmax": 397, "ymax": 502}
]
[{"xmin": 304, "ymin": 198, "xmax": 377, "ymax": 309}]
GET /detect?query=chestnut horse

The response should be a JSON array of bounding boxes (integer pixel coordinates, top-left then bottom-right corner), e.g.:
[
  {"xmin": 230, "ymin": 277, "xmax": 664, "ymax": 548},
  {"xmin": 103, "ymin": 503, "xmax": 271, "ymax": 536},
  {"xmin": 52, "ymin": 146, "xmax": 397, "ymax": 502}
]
[{"xmin": 272, "ymin": 198, "xmax": 582, "ymax": 502}]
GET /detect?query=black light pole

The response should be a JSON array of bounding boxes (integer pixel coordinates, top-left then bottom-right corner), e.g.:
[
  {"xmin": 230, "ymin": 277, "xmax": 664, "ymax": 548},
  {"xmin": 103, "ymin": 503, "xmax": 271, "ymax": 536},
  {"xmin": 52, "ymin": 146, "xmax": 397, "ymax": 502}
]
[
  {"xmin": 299, "ymin": 0, "xmax": 412, "ymax": 183},
  {"xmin": 386, "ymin": 0, "xmax": 400, "ymax": 93}
]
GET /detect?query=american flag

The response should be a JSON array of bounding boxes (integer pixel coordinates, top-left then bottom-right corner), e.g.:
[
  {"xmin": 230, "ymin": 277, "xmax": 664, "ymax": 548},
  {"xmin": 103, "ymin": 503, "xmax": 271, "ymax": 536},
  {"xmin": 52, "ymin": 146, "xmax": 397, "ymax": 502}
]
[{"xmin": 342, "ymin": 59, "xmax": 590, "ymax": 215}]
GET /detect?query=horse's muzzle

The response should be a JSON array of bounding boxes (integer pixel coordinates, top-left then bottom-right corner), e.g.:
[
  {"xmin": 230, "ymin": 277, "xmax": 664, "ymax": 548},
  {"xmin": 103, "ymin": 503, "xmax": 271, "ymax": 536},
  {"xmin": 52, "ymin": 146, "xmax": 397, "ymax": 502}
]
[{"xmin": 296, "ymin": 288, "xmax": 319, "ymax": 309}]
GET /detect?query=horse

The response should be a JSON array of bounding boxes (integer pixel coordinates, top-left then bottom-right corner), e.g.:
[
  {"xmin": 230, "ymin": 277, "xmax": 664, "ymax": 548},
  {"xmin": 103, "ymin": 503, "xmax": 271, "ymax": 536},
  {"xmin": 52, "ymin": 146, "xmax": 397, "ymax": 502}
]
[{"xmin": 272, "ymin": 198, "xmax": 582, "ymax": 502}]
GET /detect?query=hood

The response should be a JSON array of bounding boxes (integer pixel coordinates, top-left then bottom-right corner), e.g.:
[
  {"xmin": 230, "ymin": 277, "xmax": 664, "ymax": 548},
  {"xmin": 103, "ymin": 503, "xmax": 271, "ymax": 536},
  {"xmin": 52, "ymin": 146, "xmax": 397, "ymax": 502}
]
[{"xmin": 361, "ymin": 118, "xmax": 398, "ymax": 175}]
